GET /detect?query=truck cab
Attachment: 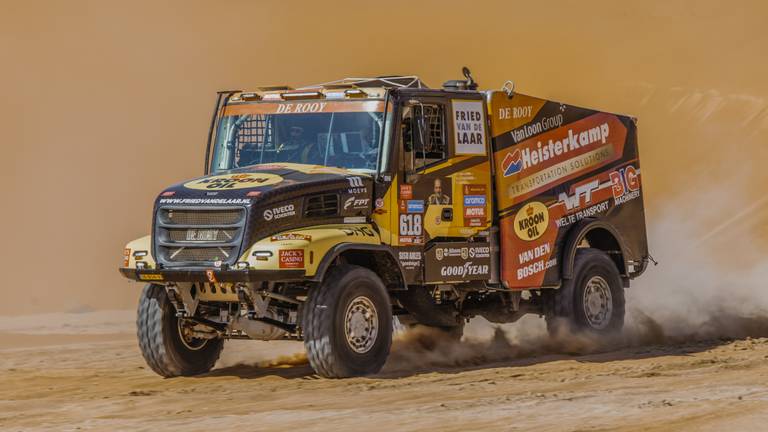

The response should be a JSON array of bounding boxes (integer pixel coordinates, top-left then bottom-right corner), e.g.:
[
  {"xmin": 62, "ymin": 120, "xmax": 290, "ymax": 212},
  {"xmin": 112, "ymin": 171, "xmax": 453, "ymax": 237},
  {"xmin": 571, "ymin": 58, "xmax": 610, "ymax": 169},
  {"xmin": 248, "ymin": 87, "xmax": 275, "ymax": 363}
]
[{"xmin": 121, "ymin": 71, "xmax": 649, "ymax": 378}]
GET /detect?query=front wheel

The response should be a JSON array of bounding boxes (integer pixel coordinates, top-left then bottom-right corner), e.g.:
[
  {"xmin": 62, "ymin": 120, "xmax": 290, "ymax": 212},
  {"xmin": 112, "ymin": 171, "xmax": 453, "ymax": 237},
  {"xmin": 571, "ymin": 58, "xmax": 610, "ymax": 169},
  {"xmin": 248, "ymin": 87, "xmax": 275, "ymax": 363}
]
[
  {"xmin": 136, "ymin": 284, "xmax": 223, "ymax": 377},
  {"xmin": 546, "ymin": 248, "xmax": 625, "ymax": 335},
  {"xmin": 301, "ymin": 265, "xmax": 392, "ymax": 378}
]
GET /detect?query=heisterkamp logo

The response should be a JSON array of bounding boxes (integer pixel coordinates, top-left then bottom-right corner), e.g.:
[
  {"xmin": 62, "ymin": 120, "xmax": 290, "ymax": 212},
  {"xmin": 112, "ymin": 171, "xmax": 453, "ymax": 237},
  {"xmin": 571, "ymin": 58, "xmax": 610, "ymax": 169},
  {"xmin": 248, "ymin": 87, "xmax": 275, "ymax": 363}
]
[{"xmin": 502, "ymin": 122, "xmax": 611, "ymax": 178}]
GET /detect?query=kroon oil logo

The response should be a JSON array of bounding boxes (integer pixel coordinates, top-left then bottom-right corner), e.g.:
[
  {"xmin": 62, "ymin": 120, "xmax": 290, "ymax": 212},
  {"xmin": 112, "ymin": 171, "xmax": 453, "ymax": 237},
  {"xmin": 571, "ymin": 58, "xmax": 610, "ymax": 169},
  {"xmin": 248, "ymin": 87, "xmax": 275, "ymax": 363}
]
[
  {"xmin": 513, "ymin": 201, "xmax": 549, "ymax": 241},
  {"xmin": 184, "ymin": 173, "xmax": 283, "ymax": 190}
]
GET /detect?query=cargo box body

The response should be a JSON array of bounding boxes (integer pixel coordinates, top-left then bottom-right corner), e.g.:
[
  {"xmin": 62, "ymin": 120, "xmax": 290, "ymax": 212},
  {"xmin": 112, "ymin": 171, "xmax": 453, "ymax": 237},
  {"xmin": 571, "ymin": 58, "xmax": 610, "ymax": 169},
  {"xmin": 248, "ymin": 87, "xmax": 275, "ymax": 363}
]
[{"xmin": 488, "ymin": 91, "xmax": 648, "ymax": 289}]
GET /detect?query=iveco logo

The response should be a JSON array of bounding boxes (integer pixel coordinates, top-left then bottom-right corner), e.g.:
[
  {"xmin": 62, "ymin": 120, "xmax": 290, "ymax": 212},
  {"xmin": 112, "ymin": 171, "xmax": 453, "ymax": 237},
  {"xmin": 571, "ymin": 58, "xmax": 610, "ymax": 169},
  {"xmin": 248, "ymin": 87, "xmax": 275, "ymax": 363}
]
[{"xmin": 263, "ymin": 204, "xmax": 296, "ymax": 221}]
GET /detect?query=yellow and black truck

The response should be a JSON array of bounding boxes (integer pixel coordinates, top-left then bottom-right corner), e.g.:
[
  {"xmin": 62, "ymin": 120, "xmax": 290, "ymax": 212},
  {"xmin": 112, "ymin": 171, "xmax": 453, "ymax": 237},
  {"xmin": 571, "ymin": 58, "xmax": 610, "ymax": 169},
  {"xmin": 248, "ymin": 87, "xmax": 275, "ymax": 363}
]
[{"xmin": 120, "ymin": 70, "xmax": 649, "ymax": 378}]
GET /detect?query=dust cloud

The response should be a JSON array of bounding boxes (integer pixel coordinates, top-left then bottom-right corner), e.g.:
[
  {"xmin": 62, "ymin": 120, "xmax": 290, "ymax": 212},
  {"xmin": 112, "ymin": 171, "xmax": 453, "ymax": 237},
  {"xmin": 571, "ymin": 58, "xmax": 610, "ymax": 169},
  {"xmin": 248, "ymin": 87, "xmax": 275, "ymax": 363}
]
[
  {"xmin": 384, "ymin": 179, "xmax": 768, "ymax": 373},
  {"xmin": 2, "ymin": 0, "xmax": 768, "ymax": 319}
]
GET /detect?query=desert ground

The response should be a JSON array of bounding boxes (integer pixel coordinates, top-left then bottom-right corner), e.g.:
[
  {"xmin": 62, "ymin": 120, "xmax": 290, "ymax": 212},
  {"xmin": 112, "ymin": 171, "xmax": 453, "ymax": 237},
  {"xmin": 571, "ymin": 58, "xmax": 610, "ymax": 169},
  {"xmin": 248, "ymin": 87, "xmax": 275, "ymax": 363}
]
[{"xmin": 1, "ymin": 310, "xmax": 767, "ymax": 432}]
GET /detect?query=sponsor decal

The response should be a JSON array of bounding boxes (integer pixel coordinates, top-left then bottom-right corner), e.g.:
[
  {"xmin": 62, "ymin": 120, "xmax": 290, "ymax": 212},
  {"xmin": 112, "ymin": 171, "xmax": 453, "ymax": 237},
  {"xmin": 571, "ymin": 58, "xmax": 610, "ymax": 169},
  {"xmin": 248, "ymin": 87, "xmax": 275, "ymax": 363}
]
[
  {"xmin": 184, "ymin": 173, "xmax": 283, "ymax": 190},
  {"xmin": 398, "ymin": 251, "xmax": 422, "ymax": 270},
  {"xmin": 160, "ymin": 191, "xmax": 175, "ymax": 197},
  {"xmin": 276, "ymin": 102, "xmax": 327, "ymax": 114},
  {"xmin": 502, "ymin": 149, "xmax": 523, "ymax": 177},
  {"xmin": 468, "ymin": 246, "xmax": 490, "ymax": 259},
  {"xmin": 343, "ymin": 216, "xmax": 366, "ymax": 224},
  {"xmin": 555, "ymin": 201, "xmax": 610, "ymax": 228},
  {"xmin": 610, "ymin": 165, "xmax": 641, "ymax": 205},
  {"xmin": 507, "ymin": 146, "xmax": 614, "ymax": 200},
  {"xmin": 263, "ymin": 203, "xmax": 295, "ymax": 221},
  {"xmin": 518, "ymin": 243, "xmax": 551, "ymax": 265},
  {"xmin": 462, "ymin": 183, "xmax": 487, "ymax": 227},
  {"xmin": 375, "ymin": 198, "xmax": 384, "ymax": 208},
  {"xmin": 464, "ymin": 207, "xmax": 486, "ymax": 218},
  {"xmin": 346, "ymin": 177, "xmax": 366, "ymax": 194},
  {"xmin": 499, "ymin": 105, "xmax": 533, "ymax": 120},
  {"xmin": 406, "ymin": 200, "xmax": 425, "ymax": 213},
  {"xmin": 278, "ymin": 249, "xmax": 304, "ymax": 269},
  {"xmin": 517, "ymin": 258, "xmax": 557, "ymax": 280},
  {"xmin": 270, "ymin": 233, "xmax": 311, "ymax": 242},
  {"xmin": 247, "ymin": 190, "xmax": 262, "ymax": 197},
  {"xmin": 463, "ymin": 195, "xmax": 486, "ymax": 206},
  {"xmin": 139, "ymin": 273, "xmax": 164, "ymax": 281},
  {"xmin": 435, "ymin": 246, "xmax": 490, "ymax": 260},
  {"xmin": 339, "ymin": 226, "xmax": 376, "ymax": 237},
  {"xmin": 508, "ymin": 114, "xmax": 564, "ymax": 143},
  {"xmin": 399, "ymin": 184, "xmax": 413, "ymax": 200},
  {"xmin": 398, "ymin": 235, "xmax": 424, "ymax": 244},
  {"xmin": 452, "ymin": 100, "xmax": 487, "ymax": 155},
  {"xmin": 440, "ymin": 263, "xmax": 490, "ymax": 278},
  {"xmin": 462, "ymin": 184, "xmax": 486, "ymax": 195},
  {"xmin": 224, "ymin": 100, "xmax": 387, "ymax": 117},
  {"xmin": 123, "ymin": 248, "xmax": 131, "ymax": 267},
  {"xmin": 425, "ymin": 242, "xmax": 491, "ymax": 281},
  {"xmin": 159, "ymin": 198, "xmax": 251, "ymax": 205},
  {"xmin": 559, "ymin": 179, "xmax": 600, "ymax": 211},
  {"xmin": 514, "ymin": 202, "xmax": 549, "ymax": 241},
  {"xmin": 503, "ymin": 122, "xmax": 610, "ymax": 178},
  {"xmin": 205, "ymin": 270, "xmax": 217, "ymax": 283},
  {"xmin": 344, "ymin": 196, "xmax": 370, "ymax": 210}
]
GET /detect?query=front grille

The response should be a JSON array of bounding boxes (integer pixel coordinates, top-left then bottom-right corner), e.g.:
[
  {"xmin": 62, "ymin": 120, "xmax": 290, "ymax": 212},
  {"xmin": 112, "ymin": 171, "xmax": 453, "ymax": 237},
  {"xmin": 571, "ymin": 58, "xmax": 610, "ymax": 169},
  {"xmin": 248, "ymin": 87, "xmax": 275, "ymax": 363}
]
[
  {"xmin": 164, "ymin": 247, "xmax": 236, "ymax": 262},
  {"xmin": 305, "ymin": 194, "xmax": 338, "ymax": 218},
  {"xmin": 155, "ymin": 206, "xmax": 246, "ymax": 266}
]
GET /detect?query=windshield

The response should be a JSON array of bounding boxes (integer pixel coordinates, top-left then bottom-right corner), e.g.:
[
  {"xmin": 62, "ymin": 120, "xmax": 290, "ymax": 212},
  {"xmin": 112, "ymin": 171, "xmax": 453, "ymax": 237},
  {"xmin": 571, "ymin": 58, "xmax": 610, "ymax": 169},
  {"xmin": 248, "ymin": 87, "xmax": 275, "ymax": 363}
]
[{"xmin": 210, "ymin": 100, "xmax": 387, "ymax": 173}]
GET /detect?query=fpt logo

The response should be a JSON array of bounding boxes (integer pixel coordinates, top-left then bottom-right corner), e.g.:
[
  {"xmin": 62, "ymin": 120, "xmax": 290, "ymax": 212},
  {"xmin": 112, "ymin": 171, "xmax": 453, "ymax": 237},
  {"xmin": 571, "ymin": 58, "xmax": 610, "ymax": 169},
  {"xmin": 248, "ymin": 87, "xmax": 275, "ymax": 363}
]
[{"xmin": 502, "ymin": 149, "xmax": 523, "ymax": 177}]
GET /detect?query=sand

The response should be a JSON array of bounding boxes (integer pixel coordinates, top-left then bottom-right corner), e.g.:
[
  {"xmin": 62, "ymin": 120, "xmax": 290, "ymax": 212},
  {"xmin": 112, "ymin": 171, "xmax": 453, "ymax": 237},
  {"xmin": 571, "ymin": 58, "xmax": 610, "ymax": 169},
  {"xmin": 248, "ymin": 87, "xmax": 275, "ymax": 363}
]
[{"xmin": 0, "ymin": 312, "xmax": 766, "ymax": 432}]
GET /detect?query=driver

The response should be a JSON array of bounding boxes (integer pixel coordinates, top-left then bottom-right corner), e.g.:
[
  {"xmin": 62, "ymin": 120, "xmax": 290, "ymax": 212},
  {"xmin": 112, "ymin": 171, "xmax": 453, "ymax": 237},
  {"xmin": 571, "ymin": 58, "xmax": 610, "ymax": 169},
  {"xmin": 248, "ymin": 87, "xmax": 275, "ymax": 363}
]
[{"xmin": 276, "ymin": 126, "xmax": 307, "ymax": 161}]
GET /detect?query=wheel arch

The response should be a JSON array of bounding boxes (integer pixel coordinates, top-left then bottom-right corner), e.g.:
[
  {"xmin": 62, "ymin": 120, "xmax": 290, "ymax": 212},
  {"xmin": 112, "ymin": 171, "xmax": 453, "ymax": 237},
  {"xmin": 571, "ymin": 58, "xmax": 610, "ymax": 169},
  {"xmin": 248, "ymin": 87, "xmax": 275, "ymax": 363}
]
[
  {"xmin": 561, "ymin": 219, "xmax": 630, "ymax": 282},
  {"xmin": 310, "ymin": 243, "xmax": 406, "ymax": 291}
]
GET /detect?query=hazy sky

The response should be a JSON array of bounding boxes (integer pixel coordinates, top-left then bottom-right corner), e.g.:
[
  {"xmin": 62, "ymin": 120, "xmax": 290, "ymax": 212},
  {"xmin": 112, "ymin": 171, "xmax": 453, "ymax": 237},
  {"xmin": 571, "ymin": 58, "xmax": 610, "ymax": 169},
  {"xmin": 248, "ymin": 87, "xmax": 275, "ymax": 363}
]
[{"xmin": 2, "ymin": 0, "xmax": 766, "ymax": 314}]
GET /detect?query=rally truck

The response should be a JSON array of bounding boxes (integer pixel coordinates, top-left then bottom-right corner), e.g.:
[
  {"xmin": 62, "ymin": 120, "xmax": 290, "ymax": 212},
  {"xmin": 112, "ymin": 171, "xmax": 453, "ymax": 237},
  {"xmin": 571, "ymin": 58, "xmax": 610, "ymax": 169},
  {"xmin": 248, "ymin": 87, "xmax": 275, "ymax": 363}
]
[{"xmin": 120, "ymin": 69, "xmax": 649, "ymax": 378}]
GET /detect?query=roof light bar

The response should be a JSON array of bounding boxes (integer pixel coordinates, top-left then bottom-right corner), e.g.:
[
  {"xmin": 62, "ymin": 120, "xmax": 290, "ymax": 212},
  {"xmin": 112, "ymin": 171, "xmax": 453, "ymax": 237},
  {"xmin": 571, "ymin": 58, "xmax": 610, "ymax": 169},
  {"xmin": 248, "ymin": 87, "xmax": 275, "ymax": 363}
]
[{"xmin": 282, "ymin": 91, "xmax": 324, "ymax": 100}]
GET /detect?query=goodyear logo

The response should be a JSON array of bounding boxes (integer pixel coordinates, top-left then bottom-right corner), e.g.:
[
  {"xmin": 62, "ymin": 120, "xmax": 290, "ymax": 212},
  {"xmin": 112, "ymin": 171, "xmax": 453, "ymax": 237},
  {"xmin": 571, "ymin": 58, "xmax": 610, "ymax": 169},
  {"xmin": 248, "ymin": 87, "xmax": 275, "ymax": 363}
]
[
  {"xmin": 513, "ymin": 202, "xmax": 548, "ymax": 241},
  {"xmin": 184, "ymin": 173, "xmax": 283, "ymax": 190},
  {"xmin": 138, "ymin": 273, "xmax": 164, "ymax": 281}
]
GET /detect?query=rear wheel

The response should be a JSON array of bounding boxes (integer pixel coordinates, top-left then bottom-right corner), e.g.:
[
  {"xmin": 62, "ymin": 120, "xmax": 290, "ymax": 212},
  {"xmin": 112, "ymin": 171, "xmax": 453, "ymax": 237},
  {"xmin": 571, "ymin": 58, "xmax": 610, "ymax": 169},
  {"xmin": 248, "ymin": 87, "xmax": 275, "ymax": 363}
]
[
  {"xmin": 546, "ymin": 248, "xmax": 625, "ymax": 335},
  {"xmin": 136, "ymin": 284, "xmax": 223, "ymax": 377},
  {"xmin": 302, "ymin": 265, "xmax": 392, "ymax": 378}
]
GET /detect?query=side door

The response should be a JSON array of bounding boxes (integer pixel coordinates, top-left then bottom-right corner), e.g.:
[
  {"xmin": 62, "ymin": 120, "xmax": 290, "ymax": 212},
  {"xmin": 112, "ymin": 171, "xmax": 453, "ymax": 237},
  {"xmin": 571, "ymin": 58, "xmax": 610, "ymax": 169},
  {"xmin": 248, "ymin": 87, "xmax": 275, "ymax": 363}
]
[{"xmin": 395, "ymin": 95, "xmax": 494, "ymax": 284}]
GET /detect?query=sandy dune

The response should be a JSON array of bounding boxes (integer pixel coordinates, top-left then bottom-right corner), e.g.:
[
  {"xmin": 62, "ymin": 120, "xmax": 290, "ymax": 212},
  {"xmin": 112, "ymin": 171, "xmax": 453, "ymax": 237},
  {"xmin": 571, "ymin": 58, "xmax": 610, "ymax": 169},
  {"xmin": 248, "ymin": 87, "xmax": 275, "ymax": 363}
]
[{"xmin": 1, "ymin": 312, "xmax": 766, "ymax": 432}]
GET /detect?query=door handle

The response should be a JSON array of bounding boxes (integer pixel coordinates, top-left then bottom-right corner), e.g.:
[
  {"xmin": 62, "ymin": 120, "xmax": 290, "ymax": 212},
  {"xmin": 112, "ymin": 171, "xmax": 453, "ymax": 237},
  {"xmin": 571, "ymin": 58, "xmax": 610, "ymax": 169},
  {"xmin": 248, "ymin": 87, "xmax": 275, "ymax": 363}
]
[{"xmin": 441, "ymin": 208, "xmax": 453, "ymax": 221}]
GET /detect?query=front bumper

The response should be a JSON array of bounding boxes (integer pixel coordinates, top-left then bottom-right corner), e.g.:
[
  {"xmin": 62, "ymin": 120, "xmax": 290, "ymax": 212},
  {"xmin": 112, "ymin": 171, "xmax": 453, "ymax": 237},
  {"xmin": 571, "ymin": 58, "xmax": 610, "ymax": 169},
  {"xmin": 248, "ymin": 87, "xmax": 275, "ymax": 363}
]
[{"xmin": 119, "ymin": 267, "xmax": 306, "ymax": 283}]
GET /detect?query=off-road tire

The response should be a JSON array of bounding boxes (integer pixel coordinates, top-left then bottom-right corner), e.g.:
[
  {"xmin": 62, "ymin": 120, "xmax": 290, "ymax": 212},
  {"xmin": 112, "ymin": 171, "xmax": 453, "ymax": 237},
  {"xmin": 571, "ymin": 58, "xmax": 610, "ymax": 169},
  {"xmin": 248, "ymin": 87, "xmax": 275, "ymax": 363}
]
[
  {"xmin": 546, "ymin": 248, "xmax": 625, "ymax": 335},
  {"xmin": 136, "ymin": 284, "xmax": 223, "ymax": 377},
  {"xmin": 301, "ymin": 265, "xmax": 392, "ymax": 378}
]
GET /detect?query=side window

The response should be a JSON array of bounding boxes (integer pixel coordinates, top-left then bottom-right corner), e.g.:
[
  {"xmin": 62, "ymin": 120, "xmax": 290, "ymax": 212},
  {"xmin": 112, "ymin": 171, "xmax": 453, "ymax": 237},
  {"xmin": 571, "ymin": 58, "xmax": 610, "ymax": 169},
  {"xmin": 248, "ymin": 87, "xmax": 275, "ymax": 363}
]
[{"xmin": 402, "ymin": 103, "xmax": 447, "ymax": 172}]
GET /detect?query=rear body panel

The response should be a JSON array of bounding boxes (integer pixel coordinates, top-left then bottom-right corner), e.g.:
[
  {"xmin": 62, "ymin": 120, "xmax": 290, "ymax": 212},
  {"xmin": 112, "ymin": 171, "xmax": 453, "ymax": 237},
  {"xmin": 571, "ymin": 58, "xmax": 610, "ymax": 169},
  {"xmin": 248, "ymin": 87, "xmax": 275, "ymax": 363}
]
[{"xmin": 488, "ymin": 91, "xmax": 648, "ymax": 289}]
